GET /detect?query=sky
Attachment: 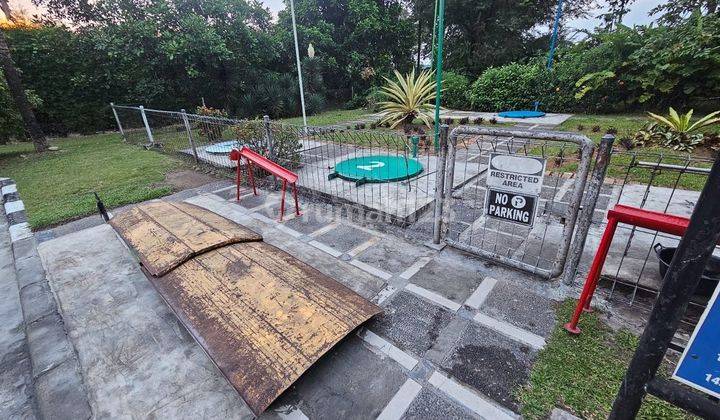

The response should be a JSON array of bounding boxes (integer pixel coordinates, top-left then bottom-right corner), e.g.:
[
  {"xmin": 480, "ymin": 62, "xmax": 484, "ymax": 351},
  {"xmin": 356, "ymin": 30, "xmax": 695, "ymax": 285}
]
[{"xmin": 6, "ymin": 0, "xmax": 665, "ymax": 29}]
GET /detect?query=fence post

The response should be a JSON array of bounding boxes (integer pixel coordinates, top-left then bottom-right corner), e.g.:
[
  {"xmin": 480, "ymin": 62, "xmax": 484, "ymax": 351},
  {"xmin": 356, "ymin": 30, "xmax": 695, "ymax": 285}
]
[
  {"xmin": 561, "ymin": 134, "xmax": 615, "ymax": 285},
  {"xmin": 139, "ymin": 105, "xmax": 155, "ymax": 146},
  {"xmin": 181, "ymin": 109, "xmax": 198, "ymax": 163},
  {"xmin": 439, "ymin": 125, "xmax": 456, "ymax": 242},
  {"xmin": 264, "ymin": 115, "xmax": 275, "ymax": 161},
  {"xmin": 609, "ymin": 154, "xmax": 720, "ymax": 419},
  {"xmin": 432, "ymin": 125, "xmax": 450, "ymax": 244},
  {"xmin": 110, "ymin": 102, "xmax": 126, "ymax": 142}
]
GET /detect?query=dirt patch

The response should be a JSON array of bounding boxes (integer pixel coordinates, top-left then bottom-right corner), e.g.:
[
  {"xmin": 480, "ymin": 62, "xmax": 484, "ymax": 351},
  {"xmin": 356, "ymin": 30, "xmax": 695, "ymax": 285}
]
[{"xmin": 156, "ymin": 170, "xmax": 221, "ymax": 191}]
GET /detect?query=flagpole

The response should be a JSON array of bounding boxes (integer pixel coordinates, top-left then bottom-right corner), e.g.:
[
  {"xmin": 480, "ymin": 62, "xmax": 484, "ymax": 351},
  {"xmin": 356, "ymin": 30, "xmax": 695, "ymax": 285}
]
[{"xmin": 289, "ymin": 0, "xmax": 308, "ymax": 128}]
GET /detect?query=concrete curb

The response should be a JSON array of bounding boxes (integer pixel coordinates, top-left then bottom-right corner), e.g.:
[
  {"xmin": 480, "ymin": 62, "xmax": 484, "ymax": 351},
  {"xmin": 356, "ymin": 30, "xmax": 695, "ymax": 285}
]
[{"xmin": 1, "ymin": 178, "xmax": 92, "ymax": 419}]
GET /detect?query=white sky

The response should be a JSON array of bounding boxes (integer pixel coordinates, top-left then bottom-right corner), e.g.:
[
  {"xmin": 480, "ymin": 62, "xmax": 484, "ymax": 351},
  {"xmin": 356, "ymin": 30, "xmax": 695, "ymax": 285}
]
[{"xmin": 5, "ymin": 0, "xmax": 665, "ymax": 30}]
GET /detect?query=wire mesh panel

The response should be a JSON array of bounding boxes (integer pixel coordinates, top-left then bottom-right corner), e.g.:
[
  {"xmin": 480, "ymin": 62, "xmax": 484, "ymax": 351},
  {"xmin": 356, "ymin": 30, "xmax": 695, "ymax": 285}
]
[
  {"xmin": 576, "ymin": 150, "xmax": 715, "ymax": 329},
  {"xmin": 442, "ymin": 126, "xmax": 595, "ymax": 279},
  {"xmin": 110, "ymin": 104, "xmax": 443, "ymax": 231}
]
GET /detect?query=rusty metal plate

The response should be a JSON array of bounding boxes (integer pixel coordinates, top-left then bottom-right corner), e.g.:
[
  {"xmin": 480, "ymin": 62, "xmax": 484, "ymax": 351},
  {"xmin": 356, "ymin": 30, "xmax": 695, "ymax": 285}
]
[
  {"xmin": 109, "ymin": 201, "xmax": 262, "ymax": 276},
  {"xmin": 151, "ymin": 241, "xmax": 382, "ymax": 415}
]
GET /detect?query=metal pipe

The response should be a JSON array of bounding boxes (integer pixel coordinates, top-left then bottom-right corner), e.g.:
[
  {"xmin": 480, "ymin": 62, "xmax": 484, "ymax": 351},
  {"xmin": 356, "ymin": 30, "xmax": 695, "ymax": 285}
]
[
  {"xmin": 645, "ymin": 378, "xmax": 720, "ymax": 419},
  {"xmin": 635, "ymin": 160, "xmax": 712, "ymax": 175},
  {"xmin": 181, "ymin": 109, "xmax": 198, "ymax": 163},
  {"xmin": 110, "ymin": 102, "xmax": 126, "ymax": 141},
  {"xmin": 609, "ymin": 154, "xmax": 720, "ymax": 419},
  {"xmin": 549, "ymin": 133, "xmax": 595, "ymax": 278},
  {"xmin": 264, "ymin": 115, "xmax": 275, "ymax": 161},
  {"xmin": 432, "ymin": 125, "xmax": 449, "ymax": 244},
  {"xmin": 139, "ymin": 105, "xmax": 155, "ymax": 146},
  {"xmin": 432, "ymin": 0, "xmax": 445, "ymax": 150},
  {"xmin": 289, "ymin": 0, "xmax": 308, "ymax": 129},
  {"xmin": 439, "ymin": 128, "xmax": 457, "ymax": 240},
  {"xmin": 561, "ymin": 134, "xmax": 615, "ymax": 284}
]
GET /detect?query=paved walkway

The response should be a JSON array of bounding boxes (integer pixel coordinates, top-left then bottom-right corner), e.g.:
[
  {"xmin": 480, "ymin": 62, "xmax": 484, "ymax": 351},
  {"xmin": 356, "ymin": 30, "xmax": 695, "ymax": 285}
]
[
  {"xmin": 22, "ymin": 180, "xmax": 571, "ymax": 419},
  {"xmin": 0, "ymin": 206, "xmax": 36, "ymax": 419}
]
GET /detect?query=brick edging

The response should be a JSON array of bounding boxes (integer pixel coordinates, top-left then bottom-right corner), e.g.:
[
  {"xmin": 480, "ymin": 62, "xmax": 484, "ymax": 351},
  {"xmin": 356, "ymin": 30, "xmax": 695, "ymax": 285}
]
[{"xmin": 1, "ymin": 178, "xmax": 92, "ymax": 419}]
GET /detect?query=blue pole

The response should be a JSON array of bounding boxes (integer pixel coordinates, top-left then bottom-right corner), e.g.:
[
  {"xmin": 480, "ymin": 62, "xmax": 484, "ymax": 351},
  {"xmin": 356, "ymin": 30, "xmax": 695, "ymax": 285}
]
[
  {"xmin": 546, "ymin": 0, "xmax": 564, "ymax": 70},
  {"xmin": 433, "ymin": 0, "xmax": 445, "ymax": 149}
]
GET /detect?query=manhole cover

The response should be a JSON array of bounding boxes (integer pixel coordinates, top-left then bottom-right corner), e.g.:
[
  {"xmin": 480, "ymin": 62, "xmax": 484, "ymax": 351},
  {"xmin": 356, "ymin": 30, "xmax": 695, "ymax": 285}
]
[{"xmin": 330, "ymin": 155, "xmax": 423, "ymax": 186}]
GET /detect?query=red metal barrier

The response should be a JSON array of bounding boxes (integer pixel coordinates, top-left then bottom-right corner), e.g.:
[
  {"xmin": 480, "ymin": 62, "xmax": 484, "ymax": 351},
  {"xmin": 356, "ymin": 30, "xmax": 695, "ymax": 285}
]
[
  {"xmin": 565, "ymin": 204, "xmax": 690, "ymax": 334},
  {"xmin": 229, "ymin": 147, "xmax": 301, "ymax": 221}
]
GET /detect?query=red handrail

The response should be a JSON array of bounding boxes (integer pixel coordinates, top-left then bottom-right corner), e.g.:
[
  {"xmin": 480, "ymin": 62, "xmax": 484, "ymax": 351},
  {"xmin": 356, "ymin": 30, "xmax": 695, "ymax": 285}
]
[
  {"xmin": 565, "ymin": 204, "xmax": 690, "ymax": 334},
  {"xmin": 229, "ymin": 147, "xmax": 301, "ymax": 221}
]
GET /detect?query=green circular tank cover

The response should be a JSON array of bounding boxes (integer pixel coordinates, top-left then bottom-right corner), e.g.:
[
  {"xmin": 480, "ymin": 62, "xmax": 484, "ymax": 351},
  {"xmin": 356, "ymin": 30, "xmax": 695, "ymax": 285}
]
[{"xmin": 333, "ymin": 155, "xmax": 423, "ymax": 184}]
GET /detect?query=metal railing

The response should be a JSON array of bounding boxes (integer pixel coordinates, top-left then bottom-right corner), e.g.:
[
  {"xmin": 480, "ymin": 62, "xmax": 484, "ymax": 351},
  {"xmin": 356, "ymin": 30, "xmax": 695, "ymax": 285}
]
[
  {"xmin": 565, "ymin": 147, "xmax": 716, "ymax": 328},
  {"xmin": 433, "ymin": 126, "xmax": 595, "ymax": 279},
  {"xmin": 111, "ymin": 104, "xmax": 442, "ymax": 229}
]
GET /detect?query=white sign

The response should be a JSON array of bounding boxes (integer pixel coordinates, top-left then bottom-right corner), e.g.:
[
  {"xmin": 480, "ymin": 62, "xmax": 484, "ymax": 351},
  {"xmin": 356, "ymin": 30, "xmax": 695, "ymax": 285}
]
[{"xmin": 486, "ymin": 153, "xmax": 546, "ymax": 196}]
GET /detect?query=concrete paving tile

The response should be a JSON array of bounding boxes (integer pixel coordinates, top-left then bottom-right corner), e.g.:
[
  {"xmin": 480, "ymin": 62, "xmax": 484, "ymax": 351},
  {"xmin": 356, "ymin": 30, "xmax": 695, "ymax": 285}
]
[
  {"xmin": 481, "ymin": 281, "xmax": 557, "ymax": 337},
  {"xmin": 280, "ymin": 336, "xmax": 407, "ymax": 420},
  {"xmin": 440, "ymin": 323, "xmax": 537, "ymax": 412},
  {"xmin": 357, "ymin": 241, "xmax": 433, "ymax": 274},
  {"xmin": 402, "ymin": 388, "xmax": 477, "ymax": 420},
  {"xmin": 369, "ymin": 291, "xmax": 455, "ymax": 357},
  {"xmin": 282, "ymin": 210, "xmax": 334, "ymax": 235},
  {"xmin": 315, "ymin": 225, "xmax": 375, "ymax": 254},
  {"xmin": 409, "ymin": 251, "xmax": 485, "ymax": 303},
  {"xmin": 236, "ymin": 192, "xmax": 278, "ymax": 209}
]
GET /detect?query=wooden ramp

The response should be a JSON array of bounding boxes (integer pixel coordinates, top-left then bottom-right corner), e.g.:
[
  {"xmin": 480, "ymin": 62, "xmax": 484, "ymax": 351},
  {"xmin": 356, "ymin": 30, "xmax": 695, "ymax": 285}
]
[{"xmin": 110, "ymin": 202, "xmax": 381, "ymax": 415}]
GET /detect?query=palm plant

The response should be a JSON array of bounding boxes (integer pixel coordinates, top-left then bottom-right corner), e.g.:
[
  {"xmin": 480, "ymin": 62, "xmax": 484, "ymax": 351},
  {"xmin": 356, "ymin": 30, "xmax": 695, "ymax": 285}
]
[
  {"xmin": 645, "ymin": 108, "xmax": 720, "ymax": 151},
  {"xmin": 648, "ymin": 108, "xmax": 720, "ymax": 133},
  {"xmin": 378, "ymin": 69, "xmax": 438, "ymax": 128}
]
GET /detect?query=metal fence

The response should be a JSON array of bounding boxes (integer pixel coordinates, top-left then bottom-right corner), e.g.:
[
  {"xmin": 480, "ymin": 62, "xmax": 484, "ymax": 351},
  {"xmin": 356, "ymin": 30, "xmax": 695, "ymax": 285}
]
[
  {"xmin": 435, "ymin": 126, "xmax": 595, "ymax": 279},
  {"xmin": 567, "ymin": 148, "xmax": 715, "ymax": 329},
  {"xmin": 111, "ymin": 104, "xmax": 442, "ymax": 228}
]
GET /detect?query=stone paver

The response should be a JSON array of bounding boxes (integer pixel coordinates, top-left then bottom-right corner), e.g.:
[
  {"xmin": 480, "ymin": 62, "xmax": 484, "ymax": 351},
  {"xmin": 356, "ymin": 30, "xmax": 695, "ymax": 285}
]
[
  {"xmin": 274, "ymin": 336, "xmax": 407, "ymax": 419},
  {"xmin": 0, "ymin": 211, "xmax": 35, "ymax": 419},
  {"xmin": 315, "ymin": 224, "xmax": 375, "ymax": 253},
  {"xmin": 369, "ymin": 291, "xmax": 455, "ymax": 357},
  {"xmin": 402, "ymin": 388, "xmax": 477, "ymax": 420},
  {"xmin": 409, "ymin": 250, "xmax": 486, "ymax": 303},
  {"xmin": 481, "ymin": 280, "xmax": 557, "ymax": 337},
  {"xmin": 357, "ymin": 240, "xmax": 433, "ymax": 274},
  {"xmin": 440, "ymin": 323, "xmax": 537, "ymax": 412},
  {"xmin": 38, "ymin": 224, "xmax": 254, "ymax": 419}
]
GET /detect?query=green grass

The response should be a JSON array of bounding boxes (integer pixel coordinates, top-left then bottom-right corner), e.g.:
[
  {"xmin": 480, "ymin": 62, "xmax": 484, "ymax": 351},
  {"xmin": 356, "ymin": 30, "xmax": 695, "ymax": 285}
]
[
  {"xmin": 558, "ymin": 114, "xmax": 648, "ymax": 143},
  {"xmin": 547, "ymin": 114, "xmax": 714, "ymax": 190},
  {"xmin": 0, "ymin": 134, "xmax": 182, "ymax": 229},
  {"xmin": 279, "ymin": 108, "xmax": 371, "ymax": 126},
  {"xmin": 518, "ymin": 300, "xmax": 692, "ymax": 419}
]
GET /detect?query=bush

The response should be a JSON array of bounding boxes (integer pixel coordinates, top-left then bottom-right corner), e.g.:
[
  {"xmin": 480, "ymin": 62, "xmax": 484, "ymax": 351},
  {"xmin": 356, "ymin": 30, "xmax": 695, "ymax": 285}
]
[
  {"xmin": 305, "ymin": 93, "xmax": 326, "ymax": 116},
  {"xmin": 365, "ymin": 87, "xmax": 385, "ymax": 112},
  {"xmin": 468, "ymin": 63, "xmax": 543, "ymax": 111},
  {"xmin": 442, "ymin": 71, "xmax": 471, "ymax": 110}
]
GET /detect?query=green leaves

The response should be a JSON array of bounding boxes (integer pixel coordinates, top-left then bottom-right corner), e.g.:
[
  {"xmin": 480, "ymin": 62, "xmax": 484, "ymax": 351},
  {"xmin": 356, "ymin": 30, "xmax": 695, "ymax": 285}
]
[{"xmin": 378, "ymin": 69, "xmax": 437, "ymax": 128}]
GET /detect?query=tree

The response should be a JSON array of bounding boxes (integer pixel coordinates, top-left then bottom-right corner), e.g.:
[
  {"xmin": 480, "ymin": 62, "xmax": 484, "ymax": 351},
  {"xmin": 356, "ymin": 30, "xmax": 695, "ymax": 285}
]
[
  {"xmin": 407, "ymin": 0, "xmax": 593, "ymax": 75},
  {"xmin": 602, "ymin": 0, "xmax": 637, "ymax": 30},
  {"xmin": 0, "ymin": 9, "xmax": 48, "ymax": 152},
  {"xmin": 652, "ymin": 0, "xmax": 719, "ymax": 25}
]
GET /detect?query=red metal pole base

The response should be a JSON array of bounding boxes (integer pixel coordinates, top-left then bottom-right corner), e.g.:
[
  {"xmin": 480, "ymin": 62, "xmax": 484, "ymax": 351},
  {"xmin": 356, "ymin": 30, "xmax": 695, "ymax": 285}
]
[{"xmin": 563, "ymin": 322, "xmax": 582, "ymax": 335}]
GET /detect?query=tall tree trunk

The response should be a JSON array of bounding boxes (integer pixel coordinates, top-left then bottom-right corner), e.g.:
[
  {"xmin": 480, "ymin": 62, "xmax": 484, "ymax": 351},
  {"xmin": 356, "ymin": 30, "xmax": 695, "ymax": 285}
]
[{"xmin": 0, "ymin": 30, "xmax": 48, "ymax": 152}]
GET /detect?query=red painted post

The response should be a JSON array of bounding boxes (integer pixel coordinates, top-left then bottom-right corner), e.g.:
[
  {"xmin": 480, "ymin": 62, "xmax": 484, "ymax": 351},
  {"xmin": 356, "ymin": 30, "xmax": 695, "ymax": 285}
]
[{"xmin": 564, "ymin": 216, "xmax": 619, "ymax": 334}]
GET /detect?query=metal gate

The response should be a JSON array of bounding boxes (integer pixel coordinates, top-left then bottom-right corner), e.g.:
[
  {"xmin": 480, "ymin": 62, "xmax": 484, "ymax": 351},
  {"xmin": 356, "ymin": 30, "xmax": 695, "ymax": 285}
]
[{"xmin": 434, "ymin": 126, "xmax": 595, "ymax": 279}]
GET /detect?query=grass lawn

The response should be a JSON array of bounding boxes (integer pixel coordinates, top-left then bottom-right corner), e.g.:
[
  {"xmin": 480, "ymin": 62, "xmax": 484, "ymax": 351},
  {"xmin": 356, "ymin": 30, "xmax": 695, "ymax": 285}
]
[
  {"xmin": 551, "ymin": 114, "xmax": 714, "ymax": 190},
  {"xmin": 518, "ymin": 300, "xmax": 691, "ymax": 419},
  {"xmin": 0, "ymin": 133, "xmax": 183, "ymax": 229},
  {"xmin": 279, "ymin": 108, "xmax": 370, "ymax": 126}
]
